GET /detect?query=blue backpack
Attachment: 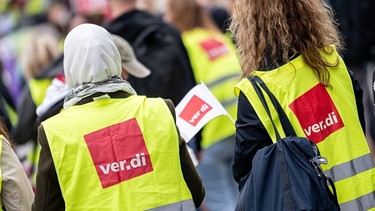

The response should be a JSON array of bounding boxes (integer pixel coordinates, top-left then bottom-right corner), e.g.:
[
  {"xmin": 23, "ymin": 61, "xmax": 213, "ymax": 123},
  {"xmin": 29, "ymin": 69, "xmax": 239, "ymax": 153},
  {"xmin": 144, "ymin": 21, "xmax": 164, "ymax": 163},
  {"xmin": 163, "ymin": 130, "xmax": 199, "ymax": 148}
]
[{"xmin": 235, "ymin": 76, "xmax": 340, "ymax": 211}]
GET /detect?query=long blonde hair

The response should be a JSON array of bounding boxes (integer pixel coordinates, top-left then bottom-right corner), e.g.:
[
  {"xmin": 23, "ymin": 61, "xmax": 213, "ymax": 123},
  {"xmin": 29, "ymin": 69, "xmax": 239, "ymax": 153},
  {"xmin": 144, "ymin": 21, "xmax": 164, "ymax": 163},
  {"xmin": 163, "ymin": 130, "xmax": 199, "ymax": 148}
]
[{"xmin": 230, "ymin": 0, "xmax": 343, "ymax": 85}]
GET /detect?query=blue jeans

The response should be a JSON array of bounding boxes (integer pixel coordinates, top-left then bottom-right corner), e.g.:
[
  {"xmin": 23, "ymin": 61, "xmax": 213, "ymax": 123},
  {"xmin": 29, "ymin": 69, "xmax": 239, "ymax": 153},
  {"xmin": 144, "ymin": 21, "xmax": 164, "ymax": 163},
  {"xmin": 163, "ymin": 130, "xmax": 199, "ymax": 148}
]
[{"xmin": 197, "ymin": 136, "xmax": 239, "ymax": 211}]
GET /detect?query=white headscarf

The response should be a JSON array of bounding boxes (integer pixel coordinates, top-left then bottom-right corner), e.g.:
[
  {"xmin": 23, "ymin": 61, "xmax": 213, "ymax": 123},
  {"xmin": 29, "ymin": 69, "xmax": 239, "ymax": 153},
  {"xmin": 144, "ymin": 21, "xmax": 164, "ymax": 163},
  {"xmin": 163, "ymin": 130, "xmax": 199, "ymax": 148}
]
[
  {"xmin": 63, "ymin": 23, "xmax": 136, "ymax": 108},
  {"xmin": 64, "ymin": 23, "xmax": 122, "ymax": 88}
]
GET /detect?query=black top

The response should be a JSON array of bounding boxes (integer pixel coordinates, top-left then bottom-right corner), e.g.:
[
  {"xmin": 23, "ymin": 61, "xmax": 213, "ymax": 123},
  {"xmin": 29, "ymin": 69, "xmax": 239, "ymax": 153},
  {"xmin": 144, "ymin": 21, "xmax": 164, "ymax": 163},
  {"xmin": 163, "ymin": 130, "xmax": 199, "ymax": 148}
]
[
  {"xmin": 105, "ymin": 9, "xmax": 196, "ymax": 105},
  {"xmin": 11, "ymin": 54, "xmax": 64, "ymax": 144}
]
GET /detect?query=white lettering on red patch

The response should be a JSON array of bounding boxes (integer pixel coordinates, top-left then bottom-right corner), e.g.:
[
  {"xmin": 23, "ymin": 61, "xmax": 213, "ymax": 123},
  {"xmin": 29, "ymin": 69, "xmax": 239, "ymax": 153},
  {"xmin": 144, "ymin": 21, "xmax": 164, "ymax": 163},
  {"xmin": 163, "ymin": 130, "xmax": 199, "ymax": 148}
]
[
  {"xmin": 178, "ymin": 95, "xmax": 212, "ymax": 126},
  {"xmin": 289, "ymin": 84, "xmax": 344, "ymax": 143},
  {"xmin": 84, "ymin": 118, "xmax": 153, "ymax": 188}
]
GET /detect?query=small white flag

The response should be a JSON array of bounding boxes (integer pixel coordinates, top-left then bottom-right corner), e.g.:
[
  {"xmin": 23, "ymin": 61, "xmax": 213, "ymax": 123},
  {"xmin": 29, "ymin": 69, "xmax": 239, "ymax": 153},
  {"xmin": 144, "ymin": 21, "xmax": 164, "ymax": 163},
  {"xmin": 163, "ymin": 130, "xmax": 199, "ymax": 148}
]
[{"xmin": 176, "ymin": 82, "xmax": 234, "ymax": 142}]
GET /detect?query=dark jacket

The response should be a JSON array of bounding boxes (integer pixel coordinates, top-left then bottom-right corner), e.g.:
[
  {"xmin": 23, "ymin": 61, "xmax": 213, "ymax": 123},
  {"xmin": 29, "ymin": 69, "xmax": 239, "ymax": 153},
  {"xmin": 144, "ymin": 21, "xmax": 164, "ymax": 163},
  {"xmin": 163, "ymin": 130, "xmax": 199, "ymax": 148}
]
[
  {"xmin": 373, "ymin": 68, "xmax": 375, "ymax": 115},
  {"xmin": 11, "ymin": 54, "xmax": 64, "ymax": 144},
  {"xmin": 232, "ymin": 67, "xmax": 365, "ymax": 184},
  {"xmin": 332, "ymin": 0, "xmax": 375, "ymax": 65},
  {"xmin": 105, "ymin": 9, "xmax": 196, "ymax": 105},
  {"xmin": 32, "ymin": 91, "xmax": 205, "ymax": 210},
  {"xmin": 0, "ymin": 73, "xmax": 16, "ymax": 131}
]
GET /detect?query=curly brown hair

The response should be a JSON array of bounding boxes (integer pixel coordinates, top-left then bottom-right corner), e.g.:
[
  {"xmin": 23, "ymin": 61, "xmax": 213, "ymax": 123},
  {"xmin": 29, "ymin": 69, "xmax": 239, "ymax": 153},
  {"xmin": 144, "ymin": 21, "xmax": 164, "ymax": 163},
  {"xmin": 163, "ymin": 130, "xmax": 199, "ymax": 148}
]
[{"xmin": 230, "ymin": 0, "xmax": 343, "ymax": 85}]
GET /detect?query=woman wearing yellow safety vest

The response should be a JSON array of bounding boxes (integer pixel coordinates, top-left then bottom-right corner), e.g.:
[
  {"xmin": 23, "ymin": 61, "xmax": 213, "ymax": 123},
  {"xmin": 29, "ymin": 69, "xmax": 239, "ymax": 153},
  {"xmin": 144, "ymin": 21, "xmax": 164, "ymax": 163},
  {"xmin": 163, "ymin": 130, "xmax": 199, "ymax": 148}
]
[
  {"xmin": 0, "ymin": 120, "xmax": 34, "ymax": 210},
  {"xmin": 32, "ymin": 23, "xmax": 205, "ymax": 211},
  {"xmin": 230, "ymin": 0, "xmax": 375, "ymax": 210},
  {"xmin": 164, "ymin": 0, "xmax": 242, "ymax": 210}
]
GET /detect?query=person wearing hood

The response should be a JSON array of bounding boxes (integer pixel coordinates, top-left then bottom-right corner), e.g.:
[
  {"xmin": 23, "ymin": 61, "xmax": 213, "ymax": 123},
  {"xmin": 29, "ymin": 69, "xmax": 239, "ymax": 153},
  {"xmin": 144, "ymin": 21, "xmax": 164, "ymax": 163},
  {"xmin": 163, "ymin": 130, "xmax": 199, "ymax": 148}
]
[{"xmin": 32, "ymin": 23, "xmax": 204, "ymax": 210}]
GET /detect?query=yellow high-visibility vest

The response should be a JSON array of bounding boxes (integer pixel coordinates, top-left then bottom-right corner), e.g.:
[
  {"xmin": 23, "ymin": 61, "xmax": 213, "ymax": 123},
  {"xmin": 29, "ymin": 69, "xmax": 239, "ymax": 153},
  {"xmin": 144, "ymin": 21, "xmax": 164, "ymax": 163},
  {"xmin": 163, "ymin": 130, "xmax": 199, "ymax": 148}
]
[
  {"xmin": 182, "ymin": 27, "xmax": 241, "ymax": 148},
  {"xmin": 27, "ymin": 78, "xmax": 52, "ymax": 185},
  {"xmin": 28, "ymin": 78, "xmax": 53, "ymax": 107},
  {"xmin": 42, "ymin": 95, "xmax": 194, "ymax": 210},
  {"xmin": 235, "ymin": 46, "xmax": 375, "ymax": 210}
]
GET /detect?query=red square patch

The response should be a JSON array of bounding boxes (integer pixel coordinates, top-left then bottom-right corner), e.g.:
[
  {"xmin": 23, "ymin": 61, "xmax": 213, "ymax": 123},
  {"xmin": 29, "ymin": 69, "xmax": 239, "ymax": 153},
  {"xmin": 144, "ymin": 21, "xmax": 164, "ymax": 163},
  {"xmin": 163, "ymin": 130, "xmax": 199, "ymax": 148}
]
[
  {"xmin": 200, "ymin": 38, "xmax": 229, "ymax": 60},
  {"xmin": 178, "ymin": 95, "xmax": 212, "ymax": 126},
  {"xmin": 289, "ymin": 84, "xmax": 344, "ymax": 143},
  {"xmin": 84, "ymin": 118, "xmax": 153, "ymax": 188}
]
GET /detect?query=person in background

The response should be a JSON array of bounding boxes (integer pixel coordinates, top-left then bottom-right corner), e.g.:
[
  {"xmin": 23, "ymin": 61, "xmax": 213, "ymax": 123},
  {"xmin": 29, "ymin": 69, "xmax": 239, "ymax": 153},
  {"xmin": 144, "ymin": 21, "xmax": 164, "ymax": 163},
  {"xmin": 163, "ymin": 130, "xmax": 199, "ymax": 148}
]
[
  {"xmin": 196, "ymin": 0, "xmax": 230, "ymax": 34},
  {"xmin": 164, "ymin": 0, "xmax": 241, "ymax": 210},
  {"xmin": 12, "ymin": 23, "xmax": 62, "ymax": 145},
  {"xmin": 105, "ymin": 0, "xmax": 196, "ymax": 105},
  {"xmin": 230, "ymin": 0, "xmax": 375, "ymax": 209},
  {"xmin": 0, "ymin": 119, "xmax": 34, "ymax": 210},
  {"xmin": 136, "ymin": 0, "xmax": 166, "ymax": 16},
  {"xmin": 11, "ymin": 23, "xmax": 62, "ymax": 189},
  {"xmin": 32, "ymin": 23, "xmax": 204, "ymax": 210}
]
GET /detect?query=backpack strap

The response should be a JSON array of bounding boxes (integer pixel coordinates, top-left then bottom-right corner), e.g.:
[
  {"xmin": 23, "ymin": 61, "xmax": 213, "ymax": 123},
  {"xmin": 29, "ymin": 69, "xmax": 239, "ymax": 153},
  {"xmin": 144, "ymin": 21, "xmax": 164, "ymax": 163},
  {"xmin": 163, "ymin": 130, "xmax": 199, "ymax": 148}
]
[
  {"xmin": 248, "ymin": 75, "xmax": 297, "ymax": 210},
  {"xmin": 248, "ymin": 75, "xmax": 340, "ymax": 210},
  {"xmin": 248, "ymin": 75, "xmax": 296, "ymax": 138},
  {"xmin": 133, "ymin": 25, "xmax": 160, "ymax": 48}
]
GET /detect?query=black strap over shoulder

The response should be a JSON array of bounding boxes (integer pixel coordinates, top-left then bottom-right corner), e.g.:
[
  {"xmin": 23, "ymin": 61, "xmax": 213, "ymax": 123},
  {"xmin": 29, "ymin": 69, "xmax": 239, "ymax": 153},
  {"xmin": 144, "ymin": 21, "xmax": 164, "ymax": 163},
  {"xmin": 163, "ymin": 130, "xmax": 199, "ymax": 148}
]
[
  {"xmin": 248, "ymin": 75, "xmax": 296, "ymax": 138},
  {"xmin": 247, "ymin": 75, "xmax": 340, "ymax": 211}
]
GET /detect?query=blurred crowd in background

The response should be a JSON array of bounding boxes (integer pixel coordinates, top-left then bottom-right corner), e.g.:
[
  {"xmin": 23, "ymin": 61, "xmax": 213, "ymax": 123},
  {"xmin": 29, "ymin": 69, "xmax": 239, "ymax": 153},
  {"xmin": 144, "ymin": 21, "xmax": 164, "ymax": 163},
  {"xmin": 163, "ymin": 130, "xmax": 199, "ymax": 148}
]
[
  {"xmin": 0, "ymin": 0, "xmax": 374, "ymax": 210},
  {"xmin": 0, "ymin": 0, "xmax": 231, "ymax": 113}
]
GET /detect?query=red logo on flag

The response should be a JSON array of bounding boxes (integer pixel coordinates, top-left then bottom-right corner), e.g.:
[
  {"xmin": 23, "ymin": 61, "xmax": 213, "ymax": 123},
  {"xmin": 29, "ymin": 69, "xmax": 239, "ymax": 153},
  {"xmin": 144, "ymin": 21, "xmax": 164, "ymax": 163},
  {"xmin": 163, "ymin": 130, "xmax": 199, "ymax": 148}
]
[
  {"xmin": 84, "ymin": 118, "xmax": 153, "ymax": 188},
  {"xmin": 179, "ymin": 95, "xmax": 212, "ymax": 126},
  {"xmin": 289, "ymin": 84, "xmax": 344, "ymax": 143},
  {"xmin": 200, "ymin": 38, "xmax": 229, "ymax": 60}
]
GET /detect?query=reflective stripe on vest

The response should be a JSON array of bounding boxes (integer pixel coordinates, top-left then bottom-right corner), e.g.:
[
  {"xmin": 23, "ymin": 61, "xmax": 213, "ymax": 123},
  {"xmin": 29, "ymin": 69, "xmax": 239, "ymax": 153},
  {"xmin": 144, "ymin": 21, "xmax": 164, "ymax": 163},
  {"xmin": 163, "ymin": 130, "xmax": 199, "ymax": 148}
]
[
  {"xmin": 42, "ymin": 95, "xmax": 193, "ymax": 210},
  {"xmin": 235, "ymin": 46, "xmax": 375, "ymax": 209},
  {"xmin": 28, "ymin": 78, "xmax": 53, "ymax": 106},
  {"xmin": 182, "ymin": 27, "xmax": 241, "ymax": 148}
]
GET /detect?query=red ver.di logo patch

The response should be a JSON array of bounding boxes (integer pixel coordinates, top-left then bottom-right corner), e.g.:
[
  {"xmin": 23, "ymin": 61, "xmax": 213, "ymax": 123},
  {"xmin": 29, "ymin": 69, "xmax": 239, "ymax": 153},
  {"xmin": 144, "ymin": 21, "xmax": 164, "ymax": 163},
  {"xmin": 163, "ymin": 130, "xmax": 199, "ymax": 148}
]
[
  {"xmin": 200, "ymin": 38, "xmax": 229, "ymax": 60},
  {"xmin": 289, "ymin": 84, "xmax": 344, "ymax": 143},
  {"xmin": 84, "ymin": 118, "xmax": 153, "ymax": 188},
  {"xmin": 179, "ymin": 95, "xmax": 212, "ymax": 127}
]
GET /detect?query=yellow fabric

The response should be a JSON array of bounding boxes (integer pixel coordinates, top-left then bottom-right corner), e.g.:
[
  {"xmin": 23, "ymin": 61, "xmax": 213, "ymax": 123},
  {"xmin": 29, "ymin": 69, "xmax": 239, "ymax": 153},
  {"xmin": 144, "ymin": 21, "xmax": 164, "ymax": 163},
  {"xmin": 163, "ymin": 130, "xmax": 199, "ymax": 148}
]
[
  {"xmin": 1, "ymin": 98, "xmax": 17, "ymax": 127},
  {"xmin": 0, "ymin": 2, "xmax": 6, "ymax": 13},
  {"xmin": 27, "ymin": 77, "xmax": 56, "ymax": 187},
  {"xmin": 25, "ymin": 78, "xmax": 51, "ymax": 189},
  {"xmin": 42, "ymin": 95, "xmax": 192, "ymax": 210},
  {"xmin": 235, "ymin": 46, "xmax": 375, "ymax": 206},
  {"xmin": 182, "ymin": 27, "xmax": 241, "ymax": 148},
  {"xmin": 24, "ymin": 0, "xmax": 45, "ymax": 15},
  {"xmin": 28, "ymin": 78, "xmax": 53, "ymax": 106}
]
